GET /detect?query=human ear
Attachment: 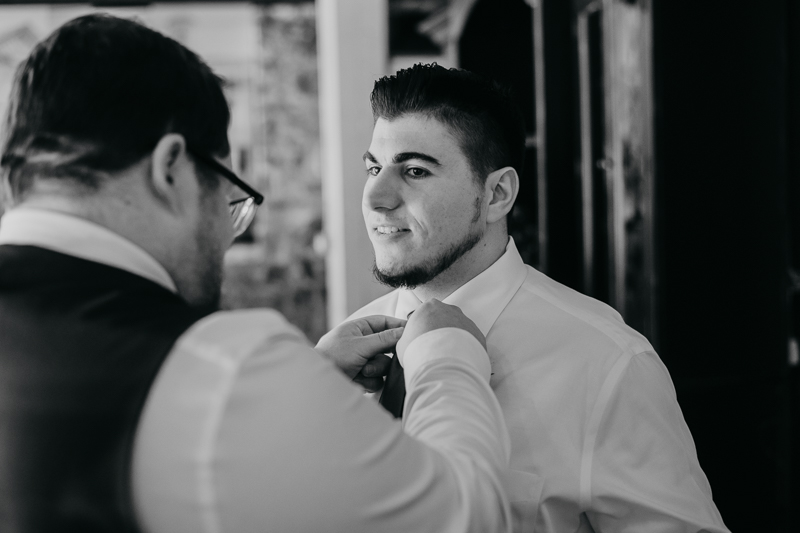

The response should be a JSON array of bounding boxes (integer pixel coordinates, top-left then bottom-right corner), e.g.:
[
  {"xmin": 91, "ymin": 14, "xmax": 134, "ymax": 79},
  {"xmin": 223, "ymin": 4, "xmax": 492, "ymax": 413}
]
[
  {"xmin": 149, "ymin": 133, "xmax": 188, "ymax": 211},
  {"xmin": 485, "ymin": 166, "xmax": 519, "ymax": 224}
]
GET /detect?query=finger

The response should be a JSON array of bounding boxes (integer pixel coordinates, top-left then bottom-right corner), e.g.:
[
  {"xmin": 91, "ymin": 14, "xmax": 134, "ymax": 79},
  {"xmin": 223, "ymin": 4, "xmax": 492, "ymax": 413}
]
[
  {"xmin": 362, "ymin": 353, "xmax": 392, "ymax": 377},
  {"xmin": 353, "ymin": 373, "xmax": 385, "ymax": 393},
  {"xmin": 358, "ymin": 327, "xmax": 404, "ymax": 358},
  {"xmin": 355, "ymin": 315, "xmax": 407, "ymax": 335}
]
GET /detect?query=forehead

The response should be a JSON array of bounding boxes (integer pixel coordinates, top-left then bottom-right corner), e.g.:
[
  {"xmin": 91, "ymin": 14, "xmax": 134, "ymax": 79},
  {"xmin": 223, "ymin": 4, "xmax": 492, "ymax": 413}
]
[{"xmin": 369, "ymin": 114, "xmax": 467, "ymax": 164}]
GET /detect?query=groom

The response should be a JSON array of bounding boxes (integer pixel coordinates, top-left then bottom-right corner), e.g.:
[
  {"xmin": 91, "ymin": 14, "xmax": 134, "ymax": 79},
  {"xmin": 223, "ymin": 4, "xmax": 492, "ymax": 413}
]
[{"xmin": 350, "ymin": 63, "xmax": 730, "ymax": 533}]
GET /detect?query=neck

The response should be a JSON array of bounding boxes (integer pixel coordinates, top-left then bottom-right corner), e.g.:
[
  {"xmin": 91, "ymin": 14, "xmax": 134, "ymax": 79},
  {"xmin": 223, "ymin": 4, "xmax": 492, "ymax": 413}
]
[
  {"xmin": 12, "ymin": 174, "xmax": 187, "ymax": 296},
  {"xmin": 17, "ymin": 191, "xmax": 172, "ymax": 266},
  {"xmin": 412, "ymin": 229, "xmax": 509, "ymax": 302}
]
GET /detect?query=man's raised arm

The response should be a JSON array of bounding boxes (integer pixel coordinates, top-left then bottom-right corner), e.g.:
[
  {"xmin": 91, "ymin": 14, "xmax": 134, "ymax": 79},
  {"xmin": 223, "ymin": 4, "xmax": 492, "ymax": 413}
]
[{"xmin": 134, "ymin": 300, "xmax": 511, "ymax": 533}]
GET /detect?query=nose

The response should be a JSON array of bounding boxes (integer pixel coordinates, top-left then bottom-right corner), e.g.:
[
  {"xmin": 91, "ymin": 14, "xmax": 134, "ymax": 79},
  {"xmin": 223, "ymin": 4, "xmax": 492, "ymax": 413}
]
[{"xmin": 363, "ymin": 168, "xmax": 401, "ymax": 212}]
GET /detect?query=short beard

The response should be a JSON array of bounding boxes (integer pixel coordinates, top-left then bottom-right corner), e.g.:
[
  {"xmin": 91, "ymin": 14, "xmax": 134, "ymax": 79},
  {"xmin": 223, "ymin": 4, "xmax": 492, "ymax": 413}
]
[{"xmin": 373, "ymin": 225, "xmax": 483, "ymax": 290}]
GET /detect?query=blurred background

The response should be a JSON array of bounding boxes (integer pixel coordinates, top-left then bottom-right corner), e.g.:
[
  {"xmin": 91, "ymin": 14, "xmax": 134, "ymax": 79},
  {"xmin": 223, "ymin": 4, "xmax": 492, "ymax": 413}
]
[{"xmin": 0, "ymin": 0, "xmax": 798, "ymax": 530}]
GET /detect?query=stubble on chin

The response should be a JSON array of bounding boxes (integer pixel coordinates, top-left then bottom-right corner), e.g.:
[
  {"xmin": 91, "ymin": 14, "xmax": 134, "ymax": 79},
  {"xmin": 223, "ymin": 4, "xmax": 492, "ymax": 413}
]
[
  {"xmin": 189, "ymin": 208, "xmax": 224, "ymax": 313},
  {"xmin": 372, "ymin": 227, "xmax": 483, "ymax": 290},
  {"xmin": 195, "ymin": 263, "xmax": 222, "ymax": 311}
]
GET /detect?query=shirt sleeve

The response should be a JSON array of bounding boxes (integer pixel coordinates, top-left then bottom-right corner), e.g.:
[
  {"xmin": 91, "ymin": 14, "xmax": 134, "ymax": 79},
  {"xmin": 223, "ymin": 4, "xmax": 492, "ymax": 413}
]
[
  {"xmin": 132, "ymin": 309, "xmax": 511, "ymax": 533},
  {"xmin": 585, "ymin": 350, "xmax": 730, "ymax": 532}
]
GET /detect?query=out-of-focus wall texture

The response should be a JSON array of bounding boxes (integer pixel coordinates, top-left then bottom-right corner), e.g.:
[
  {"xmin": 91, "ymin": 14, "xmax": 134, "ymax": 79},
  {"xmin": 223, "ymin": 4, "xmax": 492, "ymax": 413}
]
[
  {"xmin": 0, "ymin": 2, "xmax": 327, "ymax": 342},
  {"xmin": 225, "ymin": 3, "xmax": 326, "ymax": 342}
]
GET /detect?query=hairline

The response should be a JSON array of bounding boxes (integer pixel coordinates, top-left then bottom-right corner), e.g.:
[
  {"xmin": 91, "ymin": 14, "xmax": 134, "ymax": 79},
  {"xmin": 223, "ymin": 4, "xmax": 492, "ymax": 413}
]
[{"xmin": 372, "ymin": 110, "xmax": 490, "ymax": 186}]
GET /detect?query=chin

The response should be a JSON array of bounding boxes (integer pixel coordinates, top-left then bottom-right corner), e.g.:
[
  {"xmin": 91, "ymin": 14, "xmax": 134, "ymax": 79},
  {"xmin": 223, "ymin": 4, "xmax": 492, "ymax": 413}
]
[{"xmin": 374, "ymin": 258, "xmax": 413, "ymax": 277}]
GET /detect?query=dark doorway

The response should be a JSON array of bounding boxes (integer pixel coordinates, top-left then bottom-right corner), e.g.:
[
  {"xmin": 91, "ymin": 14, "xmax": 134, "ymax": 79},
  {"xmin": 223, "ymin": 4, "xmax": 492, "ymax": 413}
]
[{"xmin": 458, "ymin": 0, "xmax": 540, "ymax": 269}]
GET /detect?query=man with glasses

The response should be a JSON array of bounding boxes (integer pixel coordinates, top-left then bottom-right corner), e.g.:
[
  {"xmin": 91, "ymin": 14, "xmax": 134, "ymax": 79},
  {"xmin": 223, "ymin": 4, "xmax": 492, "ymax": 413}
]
[{"xmin": 0, "ymin": 15, "xmax": 511, "ymax": 533}]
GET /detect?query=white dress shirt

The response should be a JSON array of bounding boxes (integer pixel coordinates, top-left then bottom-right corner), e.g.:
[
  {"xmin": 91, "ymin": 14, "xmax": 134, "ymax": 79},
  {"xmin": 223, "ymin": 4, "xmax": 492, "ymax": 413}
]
[
  {"xmin": 0, "ymin": 208, "xmax": 512, "ymax": 533},
  {"xmin": 349, "ymin": 238, "xmax": 730, "ymax": 533}
]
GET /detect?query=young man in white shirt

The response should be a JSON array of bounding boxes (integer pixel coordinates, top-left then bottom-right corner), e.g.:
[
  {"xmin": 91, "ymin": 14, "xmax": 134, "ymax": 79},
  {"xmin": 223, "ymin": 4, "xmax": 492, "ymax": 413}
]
[{"xmin": 350, "ymin": 63, "xmax": 730, "ymax": 533}]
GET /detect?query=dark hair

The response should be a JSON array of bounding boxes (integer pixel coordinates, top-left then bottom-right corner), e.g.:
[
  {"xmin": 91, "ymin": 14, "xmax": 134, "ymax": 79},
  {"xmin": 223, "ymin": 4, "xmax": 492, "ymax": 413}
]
[
  {"xmin": 1, "ymin": 14, "xmax": 230, "ymax": 198},
  {"xmin": 370, "ymin": 63, "xmax": 525, "ymax": 182}
]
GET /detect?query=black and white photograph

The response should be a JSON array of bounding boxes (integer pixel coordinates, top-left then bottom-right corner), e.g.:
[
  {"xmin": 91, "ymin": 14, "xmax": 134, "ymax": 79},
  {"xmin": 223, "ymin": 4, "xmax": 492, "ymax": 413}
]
[{"xmin": 0, "ymin": 0, "xmax": 796, "ymax": 531}]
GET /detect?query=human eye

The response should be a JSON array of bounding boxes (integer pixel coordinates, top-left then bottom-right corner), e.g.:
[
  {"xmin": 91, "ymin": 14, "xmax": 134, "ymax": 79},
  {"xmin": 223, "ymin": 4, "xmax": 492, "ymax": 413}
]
[
  {"xmin": 405, "ymin": 167, "xmax": 429, "ymax": 179},
  {"xmin": 365, "ymin": 164, "xmax": 381, "ymax": 177}
]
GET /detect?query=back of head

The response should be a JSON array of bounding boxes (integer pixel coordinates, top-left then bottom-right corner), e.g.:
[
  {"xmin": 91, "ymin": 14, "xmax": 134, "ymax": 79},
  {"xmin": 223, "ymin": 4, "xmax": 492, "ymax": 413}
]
[
  {"xmin": 370, "ymin": 63, "xmax": 525, "ymax": 182},
  {"xmin": 1, "ymin": 14, "xmax": 230, "ymax": 202}
]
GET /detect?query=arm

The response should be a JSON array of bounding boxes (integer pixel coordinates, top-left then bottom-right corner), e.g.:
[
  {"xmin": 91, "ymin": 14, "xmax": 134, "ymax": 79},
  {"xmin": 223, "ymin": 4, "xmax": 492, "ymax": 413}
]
[
  {"xmin": 132, "ymin": 309, "xmax": 511, "ymax": 533},
  {"xmin": 585, "ymin": 351, "xmax": 729, "ymax": 532}
]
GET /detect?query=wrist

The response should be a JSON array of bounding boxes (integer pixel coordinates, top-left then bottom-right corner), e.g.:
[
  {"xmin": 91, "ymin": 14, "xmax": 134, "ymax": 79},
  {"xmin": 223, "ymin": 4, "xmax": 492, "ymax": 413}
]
[{"xmin": 402, "ymin": 328, "xmax": 491, "ymax": 382}]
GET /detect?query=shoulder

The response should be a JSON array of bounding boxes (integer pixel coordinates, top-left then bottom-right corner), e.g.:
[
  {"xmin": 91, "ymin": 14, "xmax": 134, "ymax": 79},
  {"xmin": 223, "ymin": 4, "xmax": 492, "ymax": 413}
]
[
  {"xmin": 505, "ymin": 266, "xmax": 653, "ymax": 357},
  {"xmin": 346, "ymin": 290, "xmax": 401, "ymax": 322},
  {"xmin": 174, "ymin": 308, "xmax": 311, "ymax": 365}
]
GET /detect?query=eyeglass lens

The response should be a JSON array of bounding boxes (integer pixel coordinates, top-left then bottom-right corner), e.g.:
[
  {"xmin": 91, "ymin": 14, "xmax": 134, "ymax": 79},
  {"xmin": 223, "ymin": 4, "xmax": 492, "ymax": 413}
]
[{"xmin": 230, "ymin": 197, "xmax": 257, "ymax": 237}]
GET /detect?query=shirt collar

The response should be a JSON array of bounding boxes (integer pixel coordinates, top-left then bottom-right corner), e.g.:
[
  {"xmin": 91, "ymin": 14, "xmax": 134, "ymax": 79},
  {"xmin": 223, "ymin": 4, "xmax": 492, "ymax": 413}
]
[
  {"xmin": 0, "ymin": 207, "xmax": 178, "ymax": 293},
  {"xmin": 395, "ymin": 237, "xmax": 528, "ymax": 336},
  {"xmin": 396, "ymin": 289, "xmax": 423, "ymax": 320}
]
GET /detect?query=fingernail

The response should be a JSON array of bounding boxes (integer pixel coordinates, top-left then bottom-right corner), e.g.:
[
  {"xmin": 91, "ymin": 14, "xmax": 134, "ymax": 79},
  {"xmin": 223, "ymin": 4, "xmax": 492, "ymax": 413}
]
[{"xmin": 363, "ymin": 364, "xmax": 374, "ymax": 376}]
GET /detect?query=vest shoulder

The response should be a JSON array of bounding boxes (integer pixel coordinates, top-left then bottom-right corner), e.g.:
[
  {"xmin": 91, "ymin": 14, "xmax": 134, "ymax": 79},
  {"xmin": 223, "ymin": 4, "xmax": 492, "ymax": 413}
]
[{"xmin": 0, "ymin": 247, "xmax": 198, "ymax": 532}]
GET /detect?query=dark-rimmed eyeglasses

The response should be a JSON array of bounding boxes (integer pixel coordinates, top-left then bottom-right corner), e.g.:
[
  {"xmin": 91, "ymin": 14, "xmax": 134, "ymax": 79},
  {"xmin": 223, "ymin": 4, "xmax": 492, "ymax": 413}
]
[{"xmin": 187, "ymin": 148, "xmax": 264, "ymax": 237}]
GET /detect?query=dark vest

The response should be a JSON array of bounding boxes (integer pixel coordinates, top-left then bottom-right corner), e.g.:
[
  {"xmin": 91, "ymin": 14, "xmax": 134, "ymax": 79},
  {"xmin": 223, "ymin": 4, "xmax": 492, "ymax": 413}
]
[{"xmin": 0, "ymin": 245, "xmax": 208, "ymax": 533}]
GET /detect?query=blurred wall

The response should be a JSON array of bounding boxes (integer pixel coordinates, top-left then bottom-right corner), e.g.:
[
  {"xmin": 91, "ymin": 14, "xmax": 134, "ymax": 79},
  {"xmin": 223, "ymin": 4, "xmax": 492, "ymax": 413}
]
[{"xmin": 223, "ymin": 3, "xmax": 327, "ymax": 342}]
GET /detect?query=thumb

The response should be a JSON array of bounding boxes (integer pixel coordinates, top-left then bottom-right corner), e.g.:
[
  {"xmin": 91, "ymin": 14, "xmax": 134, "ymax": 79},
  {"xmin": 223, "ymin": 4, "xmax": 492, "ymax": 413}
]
[{"xmin": 358, "ymin": 326, "xmax": 404, "ymax": 357}]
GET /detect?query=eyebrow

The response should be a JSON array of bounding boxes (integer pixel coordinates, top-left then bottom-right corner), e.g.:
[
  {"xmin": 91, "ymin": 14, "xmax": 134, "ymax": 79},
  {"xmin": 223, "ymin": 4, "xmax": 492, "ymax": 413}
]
[{"xmin": 362, "ymin": 151, "xmax": 441, "ymax": 166}]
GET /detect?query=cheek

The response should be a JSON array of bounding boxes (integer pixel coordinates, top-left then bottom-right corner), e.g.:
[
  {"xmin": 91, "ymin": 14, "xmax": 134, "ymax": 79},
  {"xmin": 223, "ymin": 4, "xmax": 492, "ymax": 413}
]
[
  {"xmin": 422, "ymin": 198, "xmax": 471, "ymax": 237},
  {"xmin": 206, "ymin": 194, "xmax": 233, "ymax": 244},
  {"xmin": 361, "ymin": 198, "xmax": 369, "ymax": 222}
]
